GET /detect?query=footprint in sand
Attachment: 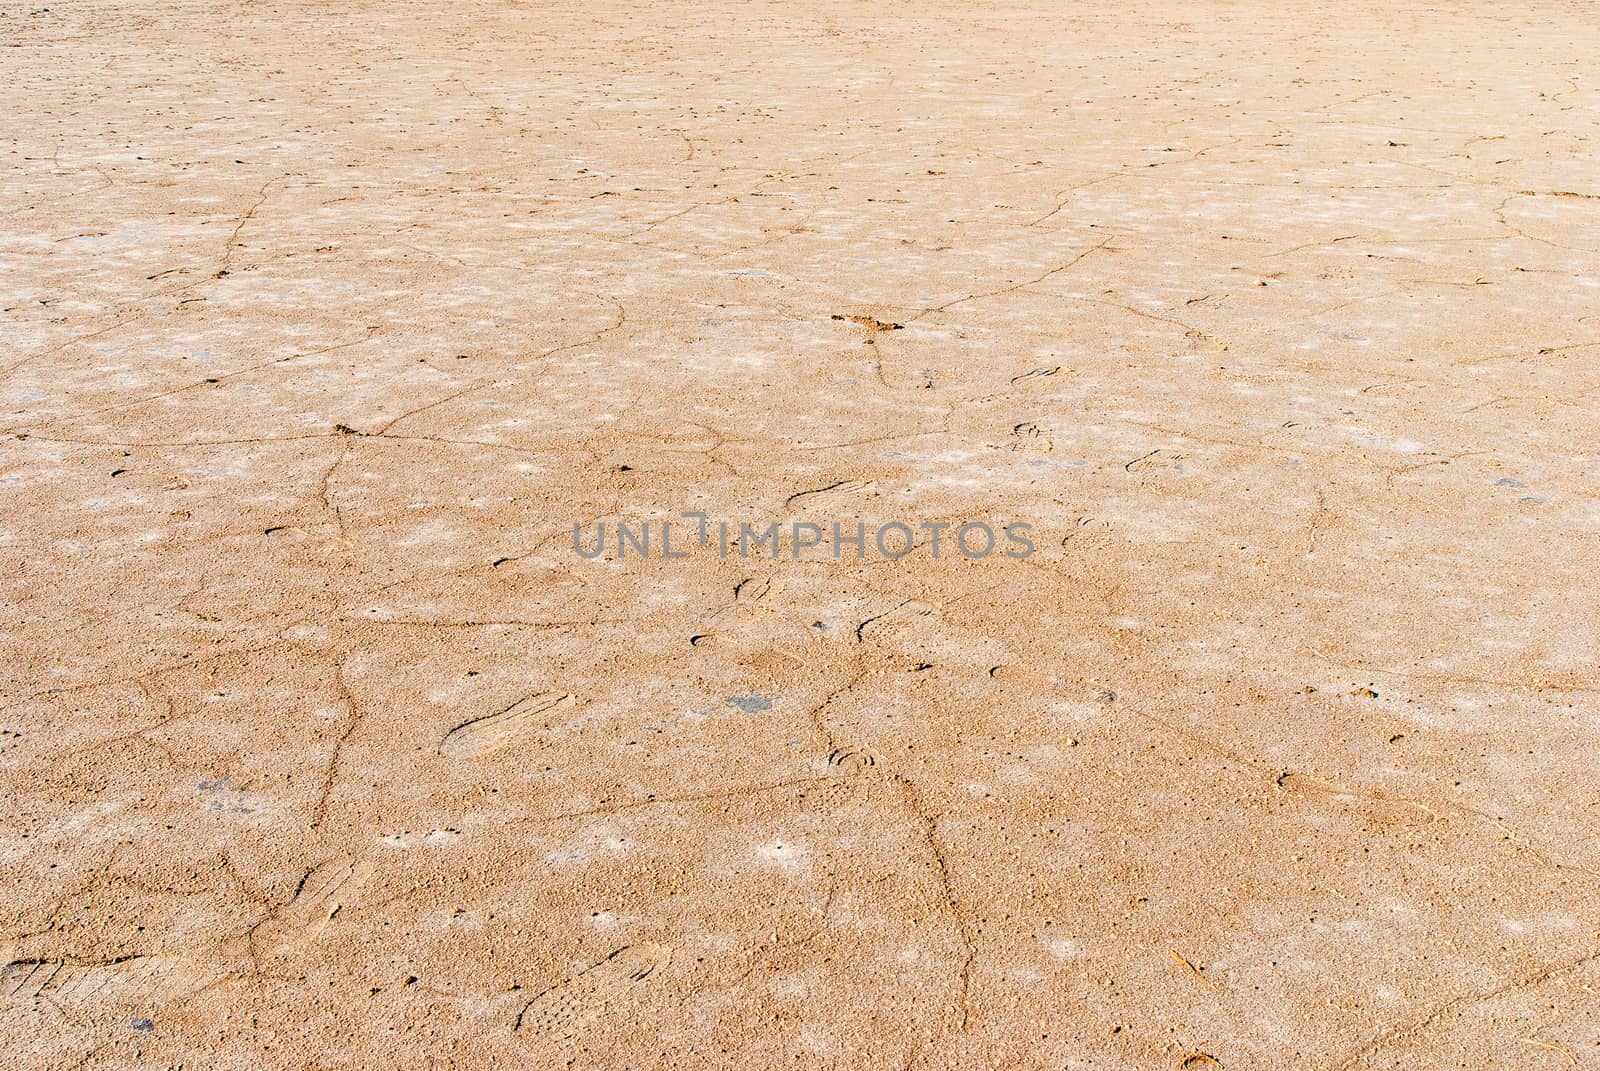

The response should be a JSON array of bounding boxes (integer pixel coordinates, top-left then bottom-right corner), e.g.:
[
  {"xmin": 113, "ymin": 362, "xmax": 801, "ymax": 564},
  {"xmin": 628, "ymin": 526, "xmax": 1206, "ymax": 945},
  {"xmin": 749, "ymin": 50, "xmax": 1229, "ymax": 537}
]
[
  {"xmin": 732, "ymin": 574, "xmax": 780, "ymax": 605},
  {"xmin": 826, "ymin": 746, "xmax": 879, "ymax": 773},
  {"xmin": 855, "ymin": 599, "xmax": 937, "ymax": 643},
  {"xmin": 1006, "ymin": 420, "xmax": 1053, "ymax": 453},
  {"xmin": 855, "ymin": 598, "xmax": 1007, "ymax": 665},
  {"xmin": 1059, "ymin": 516, "xmax": 1115, "ymax": 553},
  {"xmin": 1009, "ymin": 365, "xmax": 1061, "ymax": 385},
  {"xmin": 254, "ymin": 855, "xmax": 374, "ymax": 955},
  {"xmin": 514, "ymin": 943, "xmax": 672, "ymax": 1040},
  {"xmin": 1123, "ymin": 448, "xmax": 1185, "ymax": 477},
  {"xmin": 439, "ymin": 693, "xmax": 573, "ymax": 759},
  {"xmin": 784, "ymin": 479, "xmax": 877, "ymax": 513},
  {"xmin": 2, "ymin": 953, "xmax": 211, "ymax": 1011}
]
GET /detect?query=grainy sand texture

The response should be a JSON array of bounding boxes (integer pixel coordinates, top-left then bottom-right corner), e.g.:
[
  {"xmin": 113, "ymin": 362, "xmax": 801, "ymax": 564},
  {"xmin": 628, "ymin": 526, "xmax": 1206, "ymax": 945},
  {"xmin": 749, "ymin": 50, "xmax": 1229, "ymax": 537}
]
[{"xmin": 3, "ymin": 0, "xmax": 1599, "ymax": 1067}]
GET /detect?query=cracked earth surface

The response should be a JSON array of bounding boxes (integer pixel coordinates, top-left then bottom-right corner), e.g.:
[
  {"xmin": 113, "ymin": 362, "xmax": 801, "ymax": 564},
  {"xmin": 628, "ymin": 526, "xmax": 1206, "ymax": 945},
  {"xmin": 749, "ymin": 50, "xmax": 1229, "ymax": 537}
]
[{"xmin": 2, "ymin": 0, "xmax": 1599, "ymax": 1067}]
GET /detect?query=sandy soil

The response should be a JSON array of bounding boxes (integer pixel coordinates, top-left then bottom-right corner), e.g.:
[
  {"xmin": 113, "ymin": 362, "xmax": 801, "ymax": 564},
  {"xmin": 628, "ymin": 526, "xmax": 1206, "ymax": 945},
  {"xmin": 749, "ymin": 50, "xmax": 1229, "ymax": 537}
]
[{"xmin": 3, "ymin": 0, "xmax": 1599, "ymax": 1067}]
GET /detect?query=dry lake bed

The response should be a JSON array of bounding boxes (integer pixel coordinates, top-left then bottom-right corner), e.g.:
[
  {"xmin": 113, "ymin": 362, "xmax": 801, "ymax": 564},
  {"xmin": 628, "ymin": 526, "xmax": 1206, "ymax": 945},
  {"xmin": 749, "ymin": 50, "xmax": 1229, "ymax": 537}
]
[{"xmin": 2, "ymin": 0, "xmax": 1599, "ymax": 1067}]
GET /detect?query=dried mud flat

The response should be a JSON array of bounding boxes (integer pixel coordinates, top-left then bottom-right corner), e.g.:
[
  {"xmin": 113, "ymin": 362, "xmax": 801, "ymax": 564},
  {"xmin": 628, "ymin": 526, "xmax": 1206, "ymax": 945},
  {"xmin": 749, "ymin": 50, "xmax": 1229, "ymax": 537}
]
[{"xmin": 2, "ymin": 1, "xmax": 1599, "ymax": 1068}]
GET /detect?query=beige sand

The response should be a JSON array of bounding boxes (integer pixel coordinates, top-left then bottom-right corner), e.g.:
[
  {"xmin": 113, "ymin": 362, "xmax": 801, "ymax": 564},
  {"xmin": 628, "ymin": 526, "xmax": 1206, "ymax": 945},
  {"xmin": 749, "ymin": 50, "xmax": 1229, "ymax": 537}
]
[{"xmin": 2, "ymin": 0, "xmax": 1599, "ymax": 1067}]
